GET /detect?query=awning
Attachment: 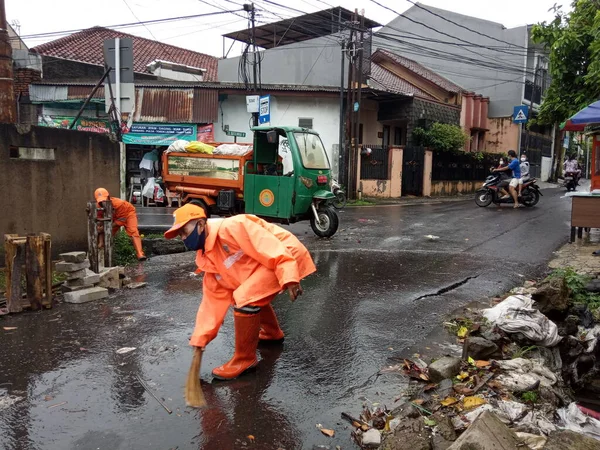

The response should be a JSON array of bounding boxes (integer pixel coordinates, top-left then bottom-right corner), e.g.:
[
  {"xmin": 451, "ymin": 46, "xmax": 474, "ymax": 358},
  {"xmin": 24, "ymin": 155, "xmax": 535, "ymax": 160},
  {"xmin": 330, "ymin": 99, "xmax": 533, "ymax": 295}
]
[
  {"xmin": 560, "ymin": 119, "xmax": 586, "ymax": 132},
  {"xmin": 570, "ymin": 100, "xmax": 600, "ymax": 124}
]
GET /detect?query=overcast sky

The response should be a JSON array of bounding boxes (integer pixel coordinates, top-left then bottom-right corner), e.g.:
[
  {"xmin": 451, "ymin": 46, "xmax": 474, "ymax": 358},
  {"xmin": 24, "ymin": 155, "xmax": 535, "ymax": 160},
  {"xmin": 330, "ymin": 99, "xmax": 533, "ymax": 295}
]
[{"xmin": 8, "ymin": 0, "xmax": 564, "ymax": 57}]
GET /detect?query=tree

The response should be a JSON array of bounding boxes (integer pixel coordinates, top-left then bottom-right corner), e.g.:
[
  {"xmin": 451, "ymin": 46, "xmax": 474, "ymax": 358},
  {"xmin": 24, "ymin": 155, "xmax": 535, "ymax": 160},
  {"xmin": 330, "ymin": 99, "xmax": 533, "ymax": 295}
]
[
  {"xmin": 412, "ymin": 123, "xmax": 469, "ymax": 153},
  {"xmin": 531, "ymin": 0, "xmax": 600, "ymax": 180}
]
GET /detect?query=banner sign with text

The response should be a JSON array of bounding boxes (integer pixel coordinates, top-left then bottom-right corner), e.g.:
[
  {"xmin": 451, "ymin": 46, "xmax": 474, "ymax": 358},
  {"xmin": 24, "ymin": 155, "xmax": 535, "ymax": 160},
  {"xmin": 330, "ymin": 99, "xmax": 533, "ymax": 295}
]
[
  {"xmin": 38, "ymin": 116, "xmax": 112, "ymax": 134},
  {"xmin": 122, "ymin": 123, "xmax": 198, "ymax": 145}
]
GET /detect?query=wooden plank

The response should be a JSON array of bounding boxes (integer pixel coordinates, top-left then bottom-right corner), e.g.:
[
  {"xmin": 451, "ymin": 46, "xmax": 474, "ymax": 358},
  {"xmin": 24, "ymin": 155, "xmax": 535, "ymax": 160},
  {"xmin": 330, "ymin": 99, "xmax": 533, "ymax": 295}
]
[
  {"xmin": 87, "ymin": 202, "xmax": 99, "ymax": 273},
  {"xmin": 5, "ymin": 235, "xmax": 19, "ymax": 312},
  {"xmin": 103, "ymin": 200, "xmax": 113, "ymax": 268},
  {"xmin": 41, "ymin": 233, "xmax": 52, "ymax": 308},
  {"xmin": 7, "ymin": 244, "xmax": 24, "ymax": 313},
  {"xmin": 572, "ymin": 197, "xmax": 600, "ymax": 228},
  {"xmin": 26, "ymin": 234, "xmax": 44, "ymax": 311}
]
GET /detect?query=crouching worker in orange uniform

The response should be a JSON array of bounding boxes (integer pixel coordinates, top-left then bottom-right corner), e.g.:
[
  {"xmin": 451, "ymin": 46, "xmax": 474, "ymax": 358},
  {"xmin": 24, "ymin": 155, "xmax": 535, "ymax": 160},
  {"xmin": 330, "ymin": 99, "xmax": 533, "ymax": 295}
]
[
  {"xmin": 94, "ymin": 188, "xmax": 147, "ymax": 261},
  {"xmin": 164, "ymin": 204, "xmax": 316, "ymax": 380}
]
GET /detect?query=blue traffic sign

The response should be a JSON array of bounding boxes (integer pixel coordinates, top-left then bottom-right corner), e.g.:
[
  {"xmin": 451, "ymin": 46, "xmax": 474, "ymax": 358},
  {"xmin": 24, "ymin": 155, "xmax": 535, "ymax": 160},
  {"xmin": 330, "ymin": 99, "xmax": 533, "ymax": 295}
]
[
  {"xmin": 513, "ymin": 105, "xmax": 529, "ymax": 124},
  {"xmin": 259, "ymin": 95, "xmax": 270, "ymax": 124}
]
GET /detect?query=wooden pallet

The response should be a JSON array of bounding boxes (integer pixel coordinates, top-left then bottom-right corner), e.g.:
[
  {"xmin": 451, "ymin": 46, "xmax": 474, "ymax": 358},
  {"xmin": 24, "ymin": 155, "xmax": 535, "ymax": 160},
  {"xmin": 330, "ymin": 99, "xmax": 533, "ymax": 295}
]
[{"xmin": 4, "ymin": 233, "xmax": 52, "ymax": 313}]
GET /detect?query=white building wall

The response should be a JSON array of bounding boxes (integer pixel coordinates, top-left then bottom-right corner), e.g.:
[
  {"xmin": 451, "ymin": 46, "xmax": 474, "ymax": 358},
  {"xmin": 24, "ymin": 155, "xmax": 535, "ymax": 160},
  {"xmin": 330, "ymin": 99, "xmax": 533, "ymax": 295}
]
[
  {"xmin": 215, "ymin": 93, "xmax": 341, "ymax": 177},
  {"xmin": 541, "ymin": 156, "xmax": 552, "ymax": 182}
]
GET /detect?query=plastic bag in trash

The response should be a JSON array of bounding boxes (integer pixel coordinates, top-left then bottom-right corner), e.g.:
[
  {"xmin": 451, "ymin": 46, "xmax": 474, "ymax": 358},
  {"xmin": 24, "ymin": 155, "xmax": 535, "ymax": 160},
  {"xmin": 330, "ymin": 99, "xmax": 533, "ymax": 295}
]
[
  {"xmin": 213, "ymin": 144, "xmax": 252, "ymax": 156},
  {"xmin": 165, "ymin": 140, "xmax": 189, "ymax": 153},
  {"xmin": 495, "ymin": 358, "xmax": 558, "ymax": 388},
  {"xmin": 482, "ymin": 295, "xmax": 562, "ymax": 347},
  {"xmin": 185, "ymin": 141, "xmax": 214, "ymax": 154},
  {"xmin": 557, "ymin": 402, "xmax": 600, "ymax": 441},
  {"xmin": 142, "ymin": 177, "xmax": 157, "ymax": 198}
]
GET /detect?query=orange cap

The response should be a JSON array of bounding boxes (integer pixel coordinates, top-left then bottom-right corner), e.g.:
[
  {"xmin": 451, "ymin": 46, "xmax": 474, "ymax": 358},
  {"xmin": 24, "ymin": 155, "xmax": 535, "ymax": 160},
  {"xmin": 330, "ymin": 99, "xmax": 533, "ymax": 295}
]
[
  {"xmin": 95, "ymin": 187, "xmax": 110, "ymax": 203},
  {"xmin": 164, "ymin": 203, "xmax": 207, "ymax": 239}
]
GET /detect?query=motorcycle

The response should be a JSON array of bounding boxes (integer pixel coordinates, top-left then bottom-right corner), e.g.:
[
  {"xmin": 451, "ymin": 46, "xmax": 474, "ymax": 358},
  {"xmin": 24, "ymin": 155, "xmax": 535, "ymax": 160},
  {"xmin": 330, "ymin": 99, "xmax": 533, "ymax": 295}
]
[
  {"xmin": 563, "ymin": 171, "xmax": 578, "ymax": 192},
  {"xmin": 475, "ymin": 172, "xmax": 542, "ymax": 208},
  {"xmin": 330, "ymin": 179, "xmax": 347, "ymax": 209}
]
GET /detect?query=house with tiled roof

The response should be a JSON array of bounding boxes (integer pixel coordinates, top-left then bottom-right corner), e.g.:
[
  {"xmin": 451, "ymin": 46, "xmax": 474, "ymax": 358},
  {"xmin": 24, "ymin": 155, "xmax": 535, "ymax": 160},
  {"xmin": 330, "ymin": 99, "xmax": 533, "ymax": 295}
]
[
  {"xmin": 369, "ymin": 49, "xmax": 490, "ymax": 153},
  {"xmin": 31, "ymin": 26, "xmax": 217, "ymax": 82}
]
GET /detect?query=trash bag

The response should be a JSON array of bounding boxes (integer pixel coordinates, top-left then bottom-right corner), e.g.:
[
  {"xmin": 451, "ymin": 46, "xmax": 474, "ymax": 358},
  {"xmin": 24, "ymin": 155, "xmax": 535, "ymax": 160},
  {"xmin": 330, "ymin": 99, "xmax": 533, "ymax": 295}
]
[
  {"xmin": 154, "ymin": 185, "xmax": 165, "ymax": 203},
  {"xmin": 495, "ymin": 358, "xmax": 558, "ymax": 389},
  {"xmin": 185, "ymin": 141, "xmax": 214, "ymax": 154},
  {"xmin": 482, "ymin": 295, "xmax": 562, "ymax": 347},
  {"xmin": 142, "ymin": 177, "xmax": 156, "ymax": 198},
  {"xmin": 557, "ymin": 402, "xmax": 600, "ymax": 440},
  {"xmin": 213, "ymin": 144, "xmax": 252, "ymax": 156},
  {"xmin": 165, "ymin": 140, "xmax": 189, "ymax": 153}
]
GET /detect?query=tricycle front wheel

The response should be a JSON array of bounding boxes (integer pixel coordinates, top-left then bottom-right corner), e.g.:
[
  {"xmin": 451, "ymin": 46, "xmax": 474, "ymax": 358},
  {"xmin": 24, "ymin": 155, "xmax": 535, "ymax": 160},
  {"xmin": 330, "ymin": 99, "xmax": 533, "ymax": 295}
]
[{"xmin": 310, "ymin": 206, "xmax": 339, "ymax": 238}]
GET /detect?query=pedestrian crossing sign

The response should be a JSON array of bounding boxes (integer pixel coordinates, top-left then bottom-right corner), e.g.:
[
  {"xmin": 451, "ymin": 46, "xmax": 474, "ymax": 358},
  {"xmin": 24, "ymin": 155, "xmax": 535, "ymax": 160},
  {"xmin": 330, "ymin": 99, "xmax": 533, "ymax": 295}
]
[{"xmin": 513, "ymin": 105, "xmax": 529, "ymax": 124}]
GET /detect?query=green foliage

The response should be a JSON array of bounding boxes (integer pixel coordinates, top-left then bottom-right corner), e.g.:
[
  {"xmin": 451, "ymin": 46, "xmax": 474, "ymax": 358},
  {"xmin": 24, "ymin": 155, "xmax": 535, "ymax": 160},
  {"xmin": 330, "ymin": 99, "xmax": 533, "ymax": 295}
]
[
  {"xmin": 521, "ymin": 391, "xmax": 539, "ymax": 404},
  {"xmin": 531, "ymin": 1, "xmax": 600, "ymax": 125},
  {"xmin": 511, "ymin": 345, "xmax": 538, "ymax": 359},
  {"xmin": 114, "ymin": 230, "xmax": 138, "ymax": 266},
  {"xmin": 347, "ymin": 199, "xmax": 376, "ymax": 206},
  {"xmin": 412, "ymin": 123, "xmax": 469, "ymax": 153},
  {"xmin": 548, "ymin": 268, "xmax": 600, "ymax": 312}
]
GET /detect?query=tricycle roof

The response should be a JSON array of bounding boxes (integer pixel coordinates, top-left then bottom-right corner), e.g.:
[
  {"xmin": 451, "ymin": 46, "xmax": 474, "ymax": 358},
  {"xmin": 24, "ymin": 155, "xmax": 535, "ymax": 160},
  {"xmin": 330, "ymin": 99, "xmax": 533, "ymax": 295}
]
[{"xmin": 251, "ymin": 125, "xmax": 318, "ymax": 134}]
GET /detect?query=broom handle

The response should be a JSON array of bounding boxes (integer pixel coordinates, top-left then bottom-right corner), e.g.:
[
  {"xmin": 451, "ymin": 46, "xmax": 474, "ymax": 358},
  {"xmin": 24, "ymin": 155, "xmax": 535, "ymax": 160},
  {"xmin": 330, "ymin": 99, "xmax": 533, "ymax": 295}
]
[{"xmin": 185, "ymin": 346, "xmax": 207, "ymax": 408}]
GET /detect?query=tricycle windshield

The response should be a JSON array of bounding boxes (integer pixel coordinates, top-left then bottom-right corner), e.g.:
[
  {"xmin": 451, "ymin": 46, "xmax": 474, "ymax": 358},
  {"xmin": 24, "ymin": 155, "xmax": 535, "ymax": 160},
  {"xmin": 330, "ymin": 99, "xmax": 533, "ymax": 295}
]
[{"xmin": 293, "ymin": 132, "xmax": 330, "ymax": 170}]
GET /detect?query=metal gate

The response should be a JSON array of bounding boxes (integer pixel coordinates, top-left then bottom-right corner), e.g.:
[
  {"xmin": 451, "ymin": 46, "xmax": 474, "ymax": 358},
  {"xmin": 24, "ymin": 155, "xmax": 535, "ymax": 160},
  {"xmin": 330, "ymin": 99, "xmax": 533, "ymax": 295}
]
[
  {"xmin": 402, "ymin": 147, "xmax": 424, "ymax": 196},
  {"xmin": 526, "ymin": 148, "xmax": 542, "ymax": 179}
]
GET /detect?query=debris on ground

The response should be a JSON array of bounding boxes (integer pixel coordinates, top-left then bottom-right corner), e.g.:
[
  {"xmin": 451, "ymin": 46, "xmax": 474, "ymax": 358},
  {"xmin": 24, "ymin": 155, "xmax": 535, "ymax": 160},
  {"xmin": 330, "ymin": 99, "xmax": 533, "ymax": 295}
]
[
  {"xmin": 345, "ymin": 250, "xmax": 600, "ymax": 448},
  {"xmin": 116, "ymin": 347, "xmax": 136, "ymax": 354}
]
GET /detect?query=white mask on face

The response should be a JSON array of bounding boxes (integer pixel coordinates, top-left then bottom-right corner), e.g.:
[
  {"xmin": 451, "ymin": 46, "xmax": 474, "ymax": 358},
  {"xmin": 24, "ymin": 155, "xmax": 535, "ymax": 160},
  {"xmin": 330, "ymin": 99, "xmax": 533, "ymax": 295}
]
[
  {"xmin": 521, "ymin": 157, "xmax": 526, "ymax": 162},
  {"xmin": 499, "ymin": 160, "xmax": 504, "ymax": 165}
]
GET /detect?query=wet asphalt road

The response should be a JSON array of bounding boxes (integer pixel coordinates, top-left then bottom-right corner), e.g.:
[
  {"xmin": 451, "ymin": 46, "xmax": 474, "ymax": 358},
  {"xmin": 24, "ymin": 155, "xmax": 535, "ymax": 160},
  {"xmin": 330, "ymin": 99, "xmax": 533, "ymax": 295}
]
[{"xmin": 0, "ymin": 187, "xmax": 572, "ymax": 450}]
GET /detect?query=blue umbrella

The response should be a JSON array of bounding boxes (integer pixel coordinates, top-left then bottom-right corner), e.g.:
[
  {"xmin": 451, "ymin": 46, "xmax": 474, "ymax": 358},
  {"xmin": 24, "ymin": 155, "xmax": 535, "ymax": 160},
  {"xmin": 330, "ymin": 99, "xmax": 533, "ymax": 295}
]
[{"xmin": 570, "ymin": 100, "xmax": 600, "ymax": 124}]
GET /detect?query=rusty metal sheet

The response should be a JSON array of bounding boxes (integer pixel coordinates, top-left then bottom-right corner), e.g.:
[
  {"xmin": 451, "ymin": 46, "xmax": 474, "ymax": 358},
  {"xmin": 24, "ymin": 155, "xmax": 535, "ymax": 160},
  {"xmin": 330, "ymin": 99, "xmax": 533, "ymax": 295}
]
[
  {"xmin": 193, "ymin": 88, "xmax": 218, "ymax": 123},
  {"xmin": 134, "ymin": 88, "xmax": 194, "ymax": 123},
  {"xmin": 68, "ymin": 85, "xmax": 105, "ymax": 99}
]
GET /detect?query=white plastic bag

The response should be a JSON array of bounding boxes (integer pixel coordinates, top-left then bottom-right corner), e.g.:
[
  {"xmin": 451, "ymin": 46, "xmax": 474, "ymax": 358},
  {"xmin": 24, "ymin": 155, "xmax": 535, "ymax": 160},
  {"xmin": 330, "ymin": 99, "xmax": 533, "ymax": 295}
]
[
  {"xmin": 557, "ymin": 403, "xmax": 600, "ymax": 440},
  {"xmin": 482, "ymin": 295, "xmax": 562, "ymax": 347},
  {"xmin": 165, "ymin": 140, "xmax": 189, "ymax": 153},
  {"xmin": 142, "ymin": 177, "xmax": 156, "ymax": 198}
]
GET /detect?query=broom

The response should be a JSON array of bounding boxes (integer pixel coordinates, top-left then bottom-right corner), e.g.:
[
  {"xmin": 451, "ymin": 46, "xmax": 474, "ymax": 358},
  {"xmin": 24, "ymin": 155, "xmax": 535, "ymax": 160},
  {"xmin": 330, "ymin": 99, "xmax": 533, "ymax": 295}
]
[{"xmin": 185, "ymin": 347, "xmax": 207, "ymax": 408}]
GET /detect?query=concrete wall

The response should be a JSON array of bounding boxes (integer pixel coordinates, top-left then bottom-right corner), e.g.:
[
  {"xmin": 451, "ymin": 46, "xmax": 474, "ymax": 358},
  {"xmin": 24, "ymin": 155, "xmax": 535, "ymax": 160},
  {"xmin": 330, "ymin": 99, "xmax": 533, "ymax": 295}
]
[
  {"xmin": 360, "ymin": 99, "xmax": 382, "ymax": 144},
  {"xmin": 0, "ymin": 124, "xmax": 120, "ymax": 262},
  {"xmin": 431, "ymin": 180, "xmax": 481, "ymax": 196},
  {"xmin": 216, "ymin": 93, "xmax": 341, "ymax": 177},
  {"xmin": 357, "ymin": 147, "xmax": 403, "ymax": 198},
  {"xmin": 218, "ymin": 34, "xmax": 344, "ymax": 87},
  {"xmin": 541, "ymin": 156, "xmax": 552, "ymax": 182},
  {"xmin": 376, "ymin": 5, "xmax": 527, "ymax": 117},
  {"xmin": 487, "ymin": 117, "xmax": 520, "ymax": 153}
]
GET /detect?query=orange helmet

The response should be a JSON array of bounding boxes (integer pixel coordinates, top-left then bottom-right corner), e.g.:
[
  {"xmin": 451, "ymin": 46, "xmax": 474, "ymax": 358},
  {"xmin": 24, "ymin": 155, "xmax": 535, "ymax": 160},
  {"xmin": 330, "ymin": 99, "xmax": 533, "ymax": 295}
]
[{"xmin": 95, "ymin": 188, "xmax": 110, "ymax": 203}]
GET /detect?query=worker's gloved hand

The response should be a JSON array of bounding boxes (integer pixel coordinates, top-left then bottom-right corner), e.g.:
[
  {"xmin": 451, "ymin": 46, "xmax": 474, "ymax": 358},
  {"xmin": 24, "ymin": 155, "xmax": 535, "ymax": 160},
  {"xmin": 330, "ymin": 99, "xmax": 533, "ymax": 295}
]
[{"xmin": 285, "ymin": 282, "xmax": 303, "ymax": 302}]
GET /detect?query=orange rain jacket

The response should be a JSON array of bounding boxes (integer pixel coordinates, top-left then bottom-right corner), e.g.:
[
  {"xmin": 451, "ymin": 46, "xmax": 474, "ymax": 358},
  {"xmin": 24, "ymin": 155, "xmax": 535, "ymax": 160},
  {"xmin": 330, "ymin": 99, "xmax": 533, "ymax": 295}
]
[{"xmin": 190, "ymin": 214, "xmax": 316, "ymax": 348}]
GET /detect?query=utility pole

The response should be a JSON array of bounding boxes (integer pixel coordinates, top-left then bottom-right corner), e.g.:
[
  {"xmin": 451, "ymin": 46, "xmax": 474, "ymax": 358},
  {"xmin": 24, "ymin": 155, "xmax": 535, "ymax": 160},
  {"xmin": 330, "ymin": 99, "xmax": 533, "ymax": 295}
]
[
  {"xmin": 338, "ymin": 40, "xmax": 345, "ymax": 185},
  {"xmin": 344, "ymin": 11, "xmax": 357, "ymax": 196},
  {"xmin": 352, "ymin": 12, "xmax": 365, "ymax": 200},
  {"xmin": 0, "ymin": 0, "xmax": 16, "ymax": 123},
  {"xmin": 245, "ymin": 3, "xmax": 259, "ymax": 127}
]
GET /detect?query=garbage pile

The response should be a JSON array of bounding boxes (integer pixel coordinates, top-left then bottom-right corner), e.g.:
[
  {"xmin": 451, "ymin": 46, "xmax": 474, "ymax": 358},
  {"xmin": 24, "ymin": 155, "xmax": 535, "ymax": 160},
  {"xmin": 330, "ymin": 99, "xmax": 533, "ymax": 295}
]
[
  {"xmin": 343, "ymin": 273, "xmax": 600, "ymax": 449},
  {"xmin": 57, "ymin": 251, "xmax": 144, "ymax": 304}
]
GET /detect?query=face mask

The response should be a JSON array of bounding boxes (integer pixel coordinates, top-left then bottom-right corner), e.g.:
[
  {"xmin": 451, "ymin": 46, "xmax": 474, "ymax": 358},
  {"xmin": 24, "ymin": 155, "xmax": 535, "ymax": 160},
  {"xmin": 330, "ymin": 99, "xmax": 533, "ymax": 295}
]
[
  {"xmin": 183, "ymin": 226, "xmax": 206, "ymax": 251},
  {"xmin": 499, "ymin": 160, "xmax": 504, "ymax": 165},
  {"xmin": 521, "ymin": 157, "xmax": 526, "ymax": 162}
]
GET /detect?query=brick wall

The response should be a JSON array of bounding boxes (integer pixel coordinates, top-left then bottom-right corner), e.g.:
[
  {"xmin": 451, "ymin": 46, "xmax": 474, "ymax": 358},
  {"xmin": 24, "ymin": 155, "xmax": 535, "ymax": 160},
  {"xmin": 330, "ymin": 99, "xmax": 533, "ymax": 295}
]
[{"xmin": 14, "ymin": 68, "xmax": 41, "ymax": 97}]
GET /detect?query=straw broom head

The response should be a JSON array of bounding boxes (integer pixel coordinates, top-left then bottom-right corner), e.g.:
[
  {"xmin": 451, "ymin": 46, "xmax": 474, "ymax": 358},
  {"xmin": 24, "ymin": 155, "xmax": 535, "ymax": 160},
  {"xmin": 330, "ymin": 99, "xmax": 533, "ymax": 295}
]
[{"xmin": 185, "ymin": 347, "xmax": 207, "ymax": 408}]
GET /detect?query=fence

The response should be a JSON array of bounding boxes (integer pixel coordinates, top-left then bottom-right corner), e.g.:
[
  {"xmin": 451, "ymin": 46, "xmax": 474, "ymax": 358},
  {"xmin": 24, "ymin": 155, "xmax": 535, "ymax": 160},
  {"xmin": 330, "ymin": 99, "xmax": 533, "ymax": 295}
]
[
  {"xmin": 431, "ymin": 151, "xmax": 497, "ymax": 181},
  {"xmin": 360, "ymin": 145, "xmax": 390, "ymax": 180}
]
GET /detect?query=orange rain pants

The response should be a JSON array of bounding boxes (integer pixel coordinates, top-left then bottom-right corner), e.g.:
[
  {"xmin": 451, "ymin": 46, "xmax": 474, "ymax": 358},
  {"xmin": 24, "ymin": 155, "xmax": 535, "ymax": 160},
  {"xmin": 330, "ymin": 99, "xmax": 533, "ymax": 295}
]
[
  {"xmin": 109, "ymin": 198, "xmax": 141, "ymax": 238},
  {"xmin": 189, "ymin": 214, "xmax": 316, "ymax": 348}
]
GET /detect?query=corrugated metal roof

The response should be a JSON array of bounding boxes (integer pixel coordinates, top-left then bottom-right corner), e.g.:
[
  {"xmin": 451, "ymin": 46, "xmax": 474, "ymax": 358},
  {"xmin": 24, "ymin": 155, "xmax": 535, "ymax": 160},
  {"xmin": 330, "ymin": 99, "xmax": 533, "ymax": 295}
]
[
  {"xmin": 133, "ymin": 87, "xmax": 194, "ymax": 123},
  {"xmin": 68, "ymin": 85, "xmax": 105, "ymax": 99},
  {"xmin": 29, "ymin": 85, "xmax": 68, "ymax": 102},
  {"xmin": 193, "ymin": 88, "xmax": 218, "ymax": 123}
]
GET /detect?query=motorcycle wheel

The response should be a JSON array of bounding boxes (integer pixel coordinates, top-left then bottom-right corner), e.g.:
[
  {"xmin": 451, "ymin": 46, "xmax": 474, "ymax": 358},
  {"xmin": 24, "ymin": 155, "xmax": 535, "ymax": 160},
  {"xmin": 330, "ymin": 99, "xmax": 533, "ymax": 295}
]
[
  {"xmin": 522, "ymin": 189, "xmax": 540, "ymax": 207},
  {"xmin": 475, "ymin": 190, "xmax": 493, "ymax": 207},
  {"xmin": 332, "ymin": 191, "xmax": 347, "ymax": 209}
]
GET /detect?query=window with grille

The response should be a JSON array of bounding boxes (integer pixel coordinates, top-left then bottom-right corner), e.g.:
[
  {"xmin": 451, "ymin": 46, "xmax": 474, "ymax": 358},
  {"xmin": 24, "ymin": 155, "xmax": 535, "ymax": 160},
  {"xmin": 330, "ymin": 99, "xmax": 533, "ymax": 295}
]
[{"xmin": 298, "ymin": 118, "xmax": 313, "ymax": 129}]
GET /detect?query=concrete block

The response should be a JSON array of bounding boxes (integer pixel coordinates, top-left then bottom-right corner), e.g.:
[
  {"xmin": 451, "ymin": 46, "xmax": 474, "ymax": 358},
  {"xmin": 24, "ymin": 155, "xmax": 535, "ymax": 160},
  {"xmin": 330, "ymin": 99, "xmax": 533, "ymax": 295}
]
[
  {"xmin": 59, "ymin": 251, "xmax": 87, "ymax": 263},
  {"xmin": 66, "ymin": 268, "xmax": 87, "ymax": 280},
  {"xmin": 447, "ymin": 411, "xmax": 521, "ymax": 450},
  {"xmin": 98, "ymin": 267, "xmax": 121, "ymax": 289},
  {"xmin": 362, "ymin": 429, "xmax": 381, "ymax": 448},
  {"xmin": 63, "ymin": 287, "xmax": 108, "ymax": 304},
  {"xmin": 429, "ymin": 357, "xmax": 462, "ymax": 382},
  {"xmin": 544, "ymin": 430, "xmax": 599, "ymax": 450},
  {"xmin": 56, "ymin": 260, "xmax": 90, "ymax": 273},
  {"xmin": 62, "ymin": 283, "xmax": 86, "ymax": 292},
  {"xmin": 65, "ymin": 269, "xmax": 100, "ymax": 287}
]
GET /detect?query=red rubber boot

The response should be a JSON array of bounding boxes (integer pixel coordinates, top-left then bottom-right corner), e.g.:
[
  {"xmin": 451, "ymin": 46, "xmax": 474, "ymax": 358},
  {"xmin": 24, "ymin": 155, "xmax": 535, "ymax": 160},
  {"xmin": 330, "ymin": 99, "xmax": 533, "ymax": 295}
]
[{"xmin": 258, "ymin": 304, "xmax": 285, "ymax": 342}]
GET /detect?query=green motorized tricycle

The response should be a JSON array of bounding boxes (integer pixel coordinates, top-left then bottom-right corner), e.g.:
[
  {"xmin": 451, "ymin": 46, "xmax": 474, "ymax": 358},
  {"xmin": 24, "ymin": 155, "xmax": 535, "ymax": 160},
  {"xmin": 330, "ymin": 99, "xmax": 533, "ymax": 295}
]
[
  {"xmin": 162, "ymin": 125, "xmax": 340, "ymax": 237},
  {"xmin": 244, "ymin": 126, "xmax": 339, "ymax": 237}
]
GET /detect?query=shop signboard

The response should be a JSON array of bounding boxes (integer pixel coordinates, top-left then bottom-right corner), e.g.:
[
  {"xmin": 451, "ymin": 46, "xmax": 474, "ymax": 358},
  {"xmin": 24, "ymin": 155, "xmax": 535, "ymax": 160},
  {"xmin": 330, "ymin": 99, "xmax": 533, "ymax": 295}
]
[
  {"xmin": 122, "ymin": 123, "xmax": 198, "ymax": 145},
  {"xmin": 38, "ymin": 116, "xmax": 112, "ymax": 134}
]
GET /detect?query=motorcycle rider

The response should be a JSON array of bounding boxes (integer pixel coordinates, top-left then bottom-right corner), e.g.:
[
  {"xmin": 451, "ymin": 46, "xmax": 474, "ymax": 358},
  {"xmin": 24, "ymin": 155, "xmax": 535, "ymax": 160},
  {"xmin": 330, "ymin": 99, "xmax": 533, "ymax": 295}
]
[
  {"xmin": 495, "ymin": 157, "xmax": 510, "ymax": 198},
  {"xmin": 563, "ymin": 154, "xmax": 581, "ymax": 187},
  {"xmin": 493, "ymin": 150, "xmax": 522, "ymax": 209},
  {"xmin": 518, "ymin": 154, "xmax": 530, "ymax": 197}
]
